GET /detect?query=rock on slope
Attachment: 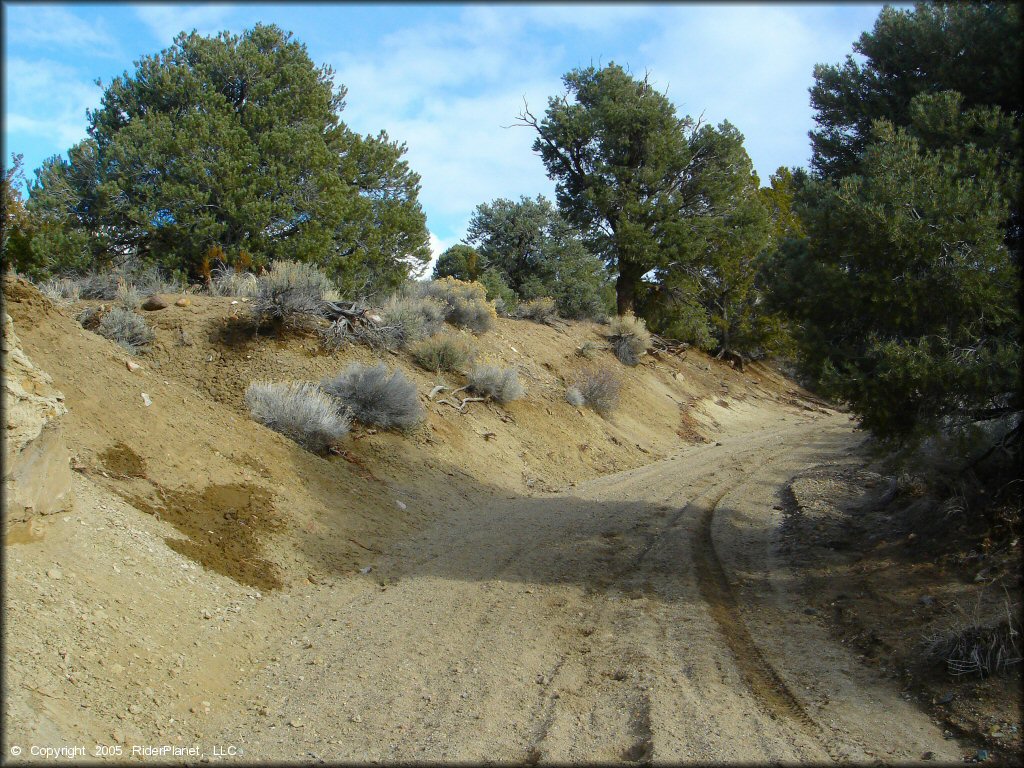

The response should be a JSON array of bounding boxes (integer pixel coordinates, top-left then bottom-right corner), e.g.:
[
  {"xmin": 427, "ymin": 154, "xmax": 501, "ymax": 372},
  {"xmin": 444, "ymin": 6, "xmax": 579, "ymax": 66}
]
[{"xmin": 2, "ymin": 309, "xmax": 74, "ymax": 529}]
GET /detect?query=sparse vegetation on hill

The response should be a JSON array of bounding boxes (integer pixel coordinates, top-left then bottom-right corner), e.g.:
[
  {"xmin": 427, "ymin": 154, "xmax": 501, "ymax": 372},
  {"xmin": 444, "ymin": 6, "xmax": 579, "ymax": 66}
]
[
  {"xmin": 412, "ymin": 278, "xmax": 496, "ymax": 333},
  {"xmin": 515, "ymin": 297, "xmax": 558, "ymax": 324},
  {"xmin": 467, "ymin": 364, "xmax": 525, "ymax": 404},
  {"xmin": 248, "ymin": 260, "xmax": 332, "ymax": 330},
  {"xmin": 410, "ymin": 333, "xmax": 475, "ymax": 373},
  {"xmin": 90, "ymin": 307, "xmax": 155, "ymax": 354},
  {"xmin": 244, "ymin": 380, "xmax": 351, "ymax": 454},
  {"xmin": 567, "ymin": 366, "xmax": 621, "ymax": 416},
  {"xmin": 322, "ymin": 363, "xmax": 424, "ymax": 432},
  {"xmin": 607, "ymin": 314, "xmax": 650, "ymax": 366}
]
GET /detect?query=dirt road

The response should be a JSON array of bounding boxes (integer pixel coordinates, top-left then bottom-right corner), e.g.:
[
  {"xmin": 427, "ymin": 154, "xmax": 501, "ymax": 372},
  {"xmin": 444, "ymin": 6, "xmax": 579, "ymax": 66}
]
[{"xmin": 201, "ymin": 412, "xmax": 957, "ymax": 764}]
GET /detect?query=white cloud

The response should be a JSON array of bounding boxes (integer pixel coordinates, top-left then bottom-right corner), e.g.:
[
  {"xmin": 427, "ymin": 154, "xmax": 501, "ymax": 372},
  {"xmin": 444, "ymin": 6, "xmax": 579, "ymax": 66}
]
[
  {"xmin": 4, "ymin": 58, "xmax": 102, "ymax": 152},
  {"xmin": 135, "ymin": 4, "xmax": 238, "ymax": 45},
  {"xmin": 638, "ymin": 5, "xmax": 882, "ymax": 178},
  {"xmin": 4, "ymin": 6, "xmax": 121, "ymax": 57},
  {"xmin": 327, "ymin": 7, "xmax": 566, "ymax": 245}
]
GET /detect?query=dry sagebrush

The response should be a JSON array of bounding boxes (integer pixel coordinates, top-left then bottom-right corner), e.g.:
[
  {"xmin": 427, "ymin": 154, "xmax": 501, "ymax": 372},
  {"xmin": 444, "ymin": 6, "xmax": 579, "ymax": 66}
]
[
  {"xmin": 515, "ymin": 296, "xmax": 559, "ymax": 324},
  {"xmin": 321, "ymin": 363, "xmax": 425, "ymax": 431},
  {"xmin": 412, "ymin": 277, "xmax": 496, "ymax": 333},
  {"xmin": 567, "ymin": 365, "xmax": 622, "ymax": 415},
  {"xmin": 248, "ymin": 260, "xmax": 333, "ymax": 329},
  {"xmin": 95, "ymin": 308, "xmax": 155, "ymax": 354},
  {"xmin": 410, "ymin": 333, "xmax": 475, "ymax": 373},
  {"xmin": 467, "ymin": 364, "xmax": 525, "ymax": 403},
  {"xmin": 244, "ymin": 381, "xmax": 351, "ymax": 453},
  {"xmin": 607, "ymin": 313, "xmax": 651, "ymax": 366}
]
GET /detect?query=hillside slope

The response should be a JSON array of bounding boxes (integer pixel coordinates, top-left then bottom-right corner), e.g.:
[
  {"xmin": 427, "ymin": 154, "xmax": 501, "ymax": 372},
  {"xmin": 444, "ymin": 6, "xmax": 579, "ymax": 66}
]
[{"xmin": 4, "ymin": 277, "xmax": 858, "ymax": 759}]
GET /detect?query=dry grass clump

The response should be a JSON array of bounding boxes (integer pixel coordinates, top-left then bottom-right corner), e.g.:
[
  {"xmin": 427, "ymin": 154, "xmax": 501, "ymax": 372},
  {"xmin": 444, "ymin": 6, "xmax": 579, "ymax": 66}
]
[
  {"xmin": 39, "ymin": 277, "xmax": 81, "ymax": 303},
  {"xmin": 321, "ymin": 363, "xmax": 424, "ymax": 432},
  {"xmin": 413, "ymin": 277, "xmax": 496, "ymax": 333},
  {"xmin": 567, "ymin": 365, "xmax": 621, "ymax": 415},
  {"xmin": 410, "ymin": 333, "xmax": 475, "ymax": 373},
  {"xmin": 607, "ymin": 313, "xmax": 651, "ymax": 366},
  {"xmin": 208, "ymin": 264, "xmax": 260, "ymax": 298},
  {"xmin": 249, "ymin": 260, "xmax": 332, "ymax": 329},
  {"xmin": 515, "ymin": 296, "xmax": 559, "ymax": 324},
  {"xmin": 116, "ymin": 279, "xmax": 140, "ymax": 310},
  {"xmin": 72, "ymin": 263, "xmax": 182, "ymax": 300},
  {"xmin": 467, "ymin": 364, "xmax": 525, "ymax": 403},
  {"xmin": 924, "ymin": 598, "xmax": 1022, "ymax": 678},
  {"xmin": 244, "ymin": 381, "xmax": 351, "ymax": 454},
  {"xmin": 95, "ymin": 308, "xmax": 155, "ymax": 354}
]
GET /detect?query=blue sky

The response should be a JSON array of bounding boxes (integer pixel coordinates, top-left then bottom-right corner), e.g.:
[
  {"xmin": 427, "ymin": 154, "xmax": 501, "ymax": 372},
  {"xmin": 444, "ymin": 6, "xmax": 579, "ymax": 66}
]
[{"xmin": 3, "ymin": 2, "xmax": 887, "ymax": 262}]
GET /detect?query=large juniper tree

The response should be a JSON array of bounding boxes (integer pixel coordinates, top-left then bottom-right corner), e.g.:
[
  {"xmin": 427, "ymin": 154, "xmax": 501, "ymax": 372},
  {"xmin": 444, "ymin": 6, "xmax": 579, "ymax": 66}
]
[
  {"xmin": 786, "ymin": 1, "xmax": 1022, "ymax": 443},
  {"xmin": 518, "ymin": 64, "xmax": 699, "ymax": 314},
  {"xmin": 24, "ymin": 24, "xmax": 429, "ymax": 293}
]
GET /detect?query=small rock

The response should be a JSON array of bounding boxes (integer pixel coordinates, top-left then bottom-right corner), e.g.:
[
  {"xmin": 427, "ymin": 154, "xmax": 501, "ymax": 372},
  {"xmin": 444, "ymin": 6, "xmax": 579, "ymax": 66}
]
[
  {"xmin": 175, "ymin": 297, "xmax": 191, "ymax": 307},
  {"xmin": 803, "ymin": 607, "xmax": 817, "ymax": 616},
  {"xmin": 395, "ymin": 500, "xmax": 407, "ymax": 510},
  {"xmin": 126, "ymin": 360, "xmax": 142, "ymax": 372},
  {"xmin": 938, "ymin": 691, "xmax": 954, "ymax": 704},
  {"xmin": 350, "ymin": 714, "xmax": 362, "ymax": 723},
  {"xmin": 976, "ymin": 749, "xmax": 989, "ymax": 762},
  {"xmin": 128, "ymin": 704, "xmax": 143, "ymax": 715},
  {"xmin": 715, "ymin": 442, "xmax": 723, "ymax": 447},
  {"xmin": 143, "ymin": 687, "xmax": 154, "ymax": 697},
  {"xmin": 142, "ymin": 295, "xmax": 168, "ymax": 311},
  {"xmin": 141, "ymin": 392, "xmax": 152, "ymax": 407},
  {"xmin": 46, "ymin": 568, "xmax": 63, "ymax": 580},
  {"xmin": 359, "ymin": 566, "xmax": 372, "ymax": 575},
  {"xmin": 202, "ymin": 610, "xmax": 213, "ymax": 619},
  {"xmin": 919, "ymin": 595, "xmax": 936, "ymax": 607},
  {"xmin": 921, "ymin": 752, "xmax": 934, "ymax": 761}
]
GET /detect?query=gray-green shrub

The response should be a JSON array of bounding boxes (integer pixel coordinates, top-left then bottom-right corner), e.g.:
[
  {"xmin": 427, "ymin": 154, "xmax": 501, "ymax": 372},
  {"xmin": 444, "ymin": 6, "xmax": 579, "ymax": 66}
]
[
  {"xmin": 412, "ymin": 277, "xmax": 496, "ymax": 333},
  {"xmin": 516, "ymin": 296, "xmax": 559, "ymax": 324},
  {"xmin": 244, "ymin": 381, "xmax": 351, "ymax": 454},
  {"xmin": 467, "ymin": 364, "xmax": 525, "ymax": 403},
  {"xmin": 410, "ymin": 333, "xmax": 474, "ymax": 373},
  {"xmin": 321, "ymin": 363, "xmax": 424, "ymax": 431},
  {"xmin": 568, "ymin": 366, "xmax": 621, "ymax": 415},
  {"xmin": 96, "ymin": 308, "xmax": 155, "ymax": 353},
  {"xmin": 607, "ymin": 314, "xmax": 651, "ymax": 366},
  {"xmin": 249, "ymin": 260, "xmax": 332, "ymax": 329}
]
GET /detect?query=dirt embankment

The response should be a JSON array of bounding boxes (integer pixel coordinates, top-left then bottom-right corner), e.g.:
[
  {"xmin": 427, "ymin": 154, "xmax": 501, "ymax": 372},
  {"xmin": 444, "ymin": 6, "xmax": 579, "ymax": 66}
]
[{"xmin": 5, "ymin": 276, "xmax": 1012, "ymax": 764}]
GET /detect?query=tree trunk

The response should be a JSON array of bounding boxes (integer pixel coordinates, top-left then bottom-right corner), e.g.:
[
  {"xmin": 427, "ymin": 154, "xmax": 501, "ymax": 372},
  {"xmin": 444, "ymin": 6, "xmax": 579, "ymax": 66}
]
[{"xmin": 615, "ymin": 259, "xmax": 644, "ymax": 315}]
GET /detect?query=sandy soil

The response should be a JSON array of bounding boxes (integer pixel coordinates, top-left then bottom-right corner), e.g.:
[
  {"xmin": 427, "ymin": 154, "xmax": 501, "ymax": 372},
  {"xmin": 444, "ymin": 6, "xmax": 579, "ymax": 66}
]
[{"xmin": 1, "ymin": 278, "xmax": 998, "ymax": 763}]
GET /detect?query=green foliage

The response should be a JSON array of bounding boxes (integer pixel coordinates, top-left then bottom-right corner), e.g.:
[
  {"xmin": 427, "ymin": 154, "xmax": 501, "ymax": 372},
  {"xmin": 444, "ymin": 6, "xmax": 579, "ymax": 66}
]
[
  {"xmin": 464, "ymin": 195, "xmax": 611, "ymax": 319},
  {"xmin": 789, "ymin": 109, "xmax": 1019, "ymax": 441},
  {"xmin": 433, "ymin": 244, "xmax": 481, "ymax": 282},
  {"xmin": 23, "ymin": 25, "xmax": 429, "ymax": 294},
  {"xmin": 409, "ymin": 333, "xmax": 474, "ymax": 373},
  {"xmin": 476, "ymin": 267, "xmax": 518, "ymax": 316},
  {"xmin": 331, "ymin": 130, "xmax": 431, "ymax": 297},
  {"xmin": 1, "ymin": 154, "xmax": 37, "ymax": 276},
  {"xmin": 521, "ymin": 64, "xmax": 698, "ymax": 313},
  {"xmin": 809, "ymin": 2, "xmax": 1022, "ymax": 178}
]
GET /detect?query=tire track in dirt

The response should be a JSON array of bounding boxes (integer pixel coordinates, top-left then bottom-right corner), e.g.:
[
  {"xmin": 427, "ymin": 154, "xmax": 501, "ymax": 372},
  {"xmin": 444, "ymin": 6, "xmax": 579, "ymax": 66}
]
[{"xmin": 693, "ymin": 484, "xmax": 824, "ymax": 740}]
